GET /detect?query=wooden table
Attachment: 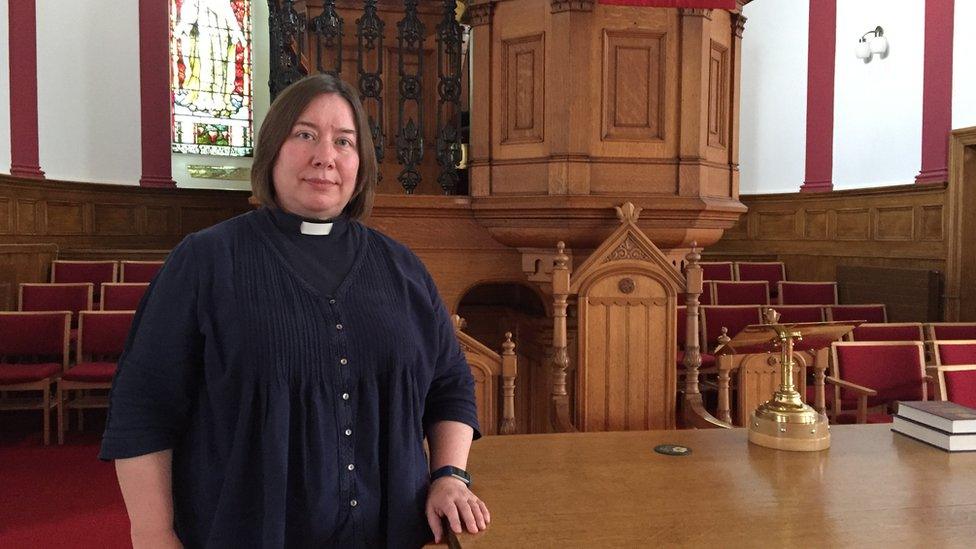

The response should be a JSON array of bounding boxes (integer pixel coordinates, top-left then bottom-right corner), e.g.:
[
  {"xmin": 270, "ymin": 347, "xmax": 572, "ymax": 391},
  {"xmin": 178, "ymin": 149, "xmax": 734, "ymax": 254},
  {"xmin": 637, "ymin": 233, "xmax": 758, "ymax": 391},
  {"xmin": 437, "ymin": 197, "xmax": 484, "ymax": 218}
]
[{"xmin": 458, "ymin": 425, "xmax": 976, "ymax": 547}]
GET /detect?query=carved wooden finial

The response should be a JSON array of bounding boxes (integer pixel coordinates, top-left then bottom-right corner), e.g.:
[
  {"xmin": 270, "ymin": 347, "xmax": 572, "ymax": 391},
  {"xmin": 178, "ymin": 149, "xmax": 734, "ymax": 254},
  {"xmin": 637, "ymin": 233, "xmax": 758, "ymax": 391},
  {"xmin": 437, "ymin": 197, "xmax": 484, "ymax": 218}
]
[
  {"xmin": 685, "ymin": 240, "xmax": 701, "ymax": 265},
  {"xmin": 718, "ymin": 327, "xmax": 731, "ymax": 347},
  {"xmin": 554, "ymin": 241, "xmax": 569, "ymax": 269},
  {"xmin": 451, "ymin": 314, "xmax": 466, "ymax": 332},
  {"xmin": 502, "ymin": 332, "xmax": 515, "ymax": 356},
  {"xmin": 763, "ymin": 308, "xmax": 781, "ymax": 325},
  {"xmin": 614, "ymin": 202, "xmax": 642, "ymax": 224}
]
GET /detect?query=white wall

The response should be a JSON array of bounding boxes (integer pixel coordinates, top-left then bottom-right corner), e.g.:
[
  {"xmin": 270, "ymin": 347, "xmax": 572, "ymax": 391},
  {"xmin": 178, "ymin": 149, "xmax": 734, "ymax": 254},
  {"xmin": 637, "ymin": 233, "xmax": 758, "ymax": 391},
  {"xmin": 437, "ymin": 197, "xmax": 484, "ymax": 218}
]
[
  {"xmin": 36, "ymin": 0, "xmax": 141, "ymax": 185},
  {"xmin": 0, "ymin": 0, "xmax": 11, "ymax": 174},
  {"xmin": 738, "ymin": 0, "xmax": 809, "ymax": 195},
  {"xmin": 174, "ymin": 0, "xmax": 270, "ymax": 190},
  {"xmin": 832, "ymin": 0, "xmax": 924, "ymax": 190},
  {"xmin": 953, "ymin": 0, "xmax": 976, "ymax": 130}
]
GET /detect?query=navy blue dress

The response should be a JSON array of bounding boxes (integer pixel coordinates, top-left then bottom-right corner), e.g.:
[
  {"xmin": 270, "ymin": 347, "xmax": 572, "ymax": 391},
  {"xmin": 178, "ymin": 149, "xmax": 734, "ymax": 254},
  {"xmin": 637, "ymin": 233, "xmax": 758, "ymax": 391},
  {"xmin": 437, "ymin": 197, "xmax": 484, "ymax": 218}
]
[{"xmin": 100, "ymin": 208, "xmax": 481, "ymax": 548}]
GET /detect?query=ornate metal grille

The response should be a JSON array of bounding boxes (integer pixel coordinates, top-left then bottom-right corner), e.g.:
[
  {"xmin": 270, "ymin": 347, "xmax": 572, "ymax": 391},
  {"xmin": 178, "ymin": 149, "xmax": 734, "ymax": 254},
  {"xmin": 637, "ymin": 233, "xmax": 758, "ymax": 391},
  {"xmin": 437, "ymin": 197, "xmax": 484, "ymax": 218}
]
[
  {"xmin": 309, "ymin": 0, "xmax": 343, "ymax": 76},
  {"xmin": 268, "ymin": 0, "xmax": 307, "ymax": 99},
  {"xmin": 435, "ymin": 0, "xmax": 463, "ymax": 194},
  {"xmin": 395, "ymin": 0, "xmax": 426, "ymax": 194},
  {"xmin": 356, "ymin": 0, "xmax": 385, "ymax": 180}
]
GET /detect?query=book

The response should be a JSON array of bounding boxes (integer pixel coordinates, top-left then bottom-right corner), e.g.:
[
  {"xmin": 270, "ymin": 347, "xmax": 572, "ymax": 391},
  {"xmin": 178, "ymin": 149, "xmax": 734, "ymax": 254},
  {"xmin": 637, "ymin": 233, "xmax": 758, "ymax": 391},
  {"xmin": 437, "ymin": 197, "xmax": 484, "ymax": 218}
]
[
  {"xmin": 892, "ymin": 415, "xmax": 976, "ymax": 452},
  {"xmin": 896, "ymin": 400, "xmax": 976, "ymax": 434}
]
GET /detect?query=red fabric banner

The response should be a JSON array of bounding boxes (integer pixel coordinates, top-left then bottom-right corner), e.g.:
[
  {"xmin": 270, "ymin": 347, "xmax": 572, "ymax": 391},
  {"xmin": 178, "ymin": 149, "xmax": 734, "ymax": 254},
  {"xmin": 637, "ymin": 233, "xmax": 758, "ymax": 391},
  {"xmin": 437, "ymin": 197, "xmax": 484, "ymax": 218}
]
[{"xmin": 598, "ymin": 0, "xmax": 737, "ymax": 8}]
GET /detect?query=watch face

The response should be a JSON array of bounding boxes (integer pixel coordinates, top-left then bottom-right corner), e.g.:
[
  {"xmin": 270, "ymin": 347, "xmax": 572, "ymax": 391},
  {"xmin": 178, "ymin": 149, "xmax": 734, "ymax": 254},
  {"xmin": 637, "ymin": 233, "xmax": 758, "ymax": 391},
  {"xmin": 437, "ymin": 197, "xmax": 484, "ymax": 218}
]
[{"xmin": 654, "ymin": 444, "xmax": 691, "ymax": 456}]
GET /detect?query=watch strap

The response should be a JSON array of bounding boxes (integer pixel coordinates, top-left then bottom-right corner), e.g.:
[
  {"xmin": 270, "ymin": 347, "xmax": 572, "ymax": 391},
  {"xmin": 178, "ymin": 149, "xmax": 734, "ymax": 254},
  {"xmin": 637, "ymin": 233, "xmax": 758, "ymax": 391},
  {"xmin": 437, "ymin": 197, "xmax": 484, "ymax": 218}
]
[{"xmin": 430, "ymin": 465, "xmax": 471, "ymax": 486}]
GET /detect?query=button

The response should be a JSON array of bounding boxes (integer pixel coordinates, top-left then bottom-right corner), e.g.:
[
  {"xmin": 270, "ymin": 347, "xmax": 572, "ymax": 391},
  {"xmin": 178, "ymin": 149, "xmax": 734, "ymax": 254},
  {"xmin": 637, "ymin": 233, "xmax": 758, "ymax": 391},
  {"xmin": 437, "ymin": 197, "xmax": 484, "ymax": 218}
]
[
  {"xmin": 329, "ymin": 298, "xmax": 336, "ymax": 304},
  {"xmin": 347, "ymin": 463, "xmax": 355, "ymax": 471},
  {"xmin": 336, "ymin": 324, "xmax": 343, "ymax": 330},
  {"xmin": 342, "ymin": 393, "xmax": 350, "ymax": 400},
  {"xmin": 339, "ymin": 358, "xmax": 348, "ymax": 365},
  {"xmin": 344, "ymin": 429, "xmax": 352, "ymax": 436},
  {"xmin": 350, "ymin": 499, "xmax": 358, "ymax": 507}
]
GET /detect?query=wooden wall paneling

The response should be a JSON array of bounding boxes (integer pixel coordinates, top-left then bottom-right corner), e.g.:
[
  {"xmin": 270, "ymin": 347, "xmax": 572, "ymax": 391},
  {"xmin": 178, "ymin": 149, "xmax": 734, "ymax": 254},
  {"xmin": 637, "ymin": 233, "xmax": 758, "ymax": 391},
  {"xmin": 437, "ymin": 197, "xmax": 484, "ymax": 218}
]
[
  {"xmin": 804, "ymin": 209, "xmax": 828, "ymax": 239},
  {"xmin": 946, "ymin": 126, "xmax": 976, "ymax": 321},
  {"xmin": 874, "ymin": 206, "xmax": 914, "ymax": 241},
  {"xmin": 17, "ymin": 199, "xmax": 38, "ymax": 234},
  {"xmin": 836, "ymin": 265, "xmax": 942, "ymax": 322},
  {"xmin": 0, "ymin": 243, "xmax": 58, "ymax": 310},
  {"xmin": 920, "ymin": 205, "xmax": 944, "ymax": 241},
  {"xmin": 834, "ymin": 208, "xmax": 870, "ymax": 240},
  {"xmin": 0, "ymin": 197, "xmax": 11, "ymax": 233},
  {"xmin": 501, "ymin": 33, "xmax": 545, "ymax": 145},
  {"xmin": 601, "ymin": 30, "xmax": 665, "ymax": 143},
  {"xmin": 44, "ymin": 201, "xmax": 86, "ymax": 235},
  {"xmin": 93, "ymin": 203, "xmax": 140, "ymax": 235},
  {"xmin": 706, "ymin": 39, "xmax": 728, "ymax": 150}
]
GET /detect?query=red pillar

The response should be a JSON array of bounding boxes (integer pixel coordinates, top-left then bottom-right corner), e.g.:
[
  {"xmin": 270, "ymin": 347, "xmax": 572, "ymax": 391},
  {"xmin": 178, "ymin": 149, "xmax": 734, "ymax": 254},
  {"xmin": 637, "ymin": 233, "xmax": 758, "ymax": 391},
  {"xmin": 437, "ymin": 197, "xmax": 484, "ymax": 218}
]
[
  {"xmin": 7, "ymin": 0, "xmax": 45, "ymax": 179},
  {"xmin": 915, "ymin": 0, "xmax": 954, "ymax": 185},
  {"xmin": 138, "ymin": 0, "xmax": 176, "ymax": 187},
  {"xmin": 800, "ymin": 0, "xmax": 836, "ymax": 193}
]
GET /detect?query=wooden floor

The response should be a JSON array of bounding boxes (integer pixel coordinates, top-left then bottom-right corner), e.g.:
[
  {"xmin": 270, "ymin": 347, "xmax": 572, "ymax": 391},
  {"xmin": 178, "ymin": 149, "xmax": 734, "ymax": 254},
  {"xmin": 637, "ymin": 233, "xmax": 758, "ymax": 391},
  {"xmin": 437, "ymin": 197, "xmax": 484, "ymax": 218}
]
[{"xmin": 459, "ymin": 424, "xmax": 976, "ymax": 547}]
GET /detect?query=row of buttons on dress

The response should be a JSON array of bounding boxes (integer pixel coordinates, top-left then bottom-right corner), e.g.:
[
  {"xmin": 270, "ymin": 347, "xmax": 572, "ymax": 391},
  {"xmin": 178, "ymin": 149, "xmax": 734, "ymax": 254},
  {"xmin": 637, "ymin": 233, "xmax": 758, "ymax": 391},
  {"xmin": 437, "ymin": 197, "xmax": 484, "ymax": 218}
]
[{"xmin": 331, "ymin": 296, "xmax": 358, "ymax": 510}]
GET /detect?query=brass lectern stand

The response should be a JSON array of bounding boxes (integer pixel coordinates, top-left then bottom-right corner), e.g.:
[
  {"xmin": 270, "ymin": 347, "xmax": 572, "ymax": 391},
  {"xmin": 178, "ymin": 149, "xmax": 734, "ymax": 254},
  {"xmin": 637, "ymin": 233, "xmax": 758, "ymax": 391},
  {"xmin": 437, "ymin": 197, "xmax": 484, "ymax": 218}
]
[{"xmin": 714, "ymin": 311, "xmax": 859, "ymax": 451}]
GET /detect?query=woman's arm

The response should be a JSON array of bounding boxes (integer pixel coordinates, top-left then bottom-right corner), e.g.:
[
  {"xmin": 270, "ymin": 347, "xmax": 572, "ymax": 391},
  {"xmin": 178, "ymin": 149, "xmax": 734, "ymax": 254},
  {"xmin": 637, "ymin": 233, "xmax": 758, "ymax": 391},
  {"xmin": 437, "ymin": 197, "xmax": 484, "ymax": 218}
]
[
  {"xmin": 115, "ymin": 450, "xmax": 183, "ymax": 548},
  {"xmin": 425, "ymin": 421, "xmax": 490, "ymax": 543}
]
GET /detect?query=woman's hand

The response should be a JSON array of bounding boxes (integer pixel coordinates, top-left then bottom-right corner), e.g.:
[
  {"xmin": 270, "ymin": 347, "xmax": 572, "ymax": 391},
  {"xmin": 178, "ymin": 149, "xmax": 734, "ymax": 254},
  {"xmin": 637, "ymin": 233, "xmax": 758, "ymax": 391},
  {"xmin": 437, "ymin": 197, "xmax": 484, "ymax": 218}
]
[{"xmin": 425, "ymin": 477, "xmax": 490, "ymax": 543}]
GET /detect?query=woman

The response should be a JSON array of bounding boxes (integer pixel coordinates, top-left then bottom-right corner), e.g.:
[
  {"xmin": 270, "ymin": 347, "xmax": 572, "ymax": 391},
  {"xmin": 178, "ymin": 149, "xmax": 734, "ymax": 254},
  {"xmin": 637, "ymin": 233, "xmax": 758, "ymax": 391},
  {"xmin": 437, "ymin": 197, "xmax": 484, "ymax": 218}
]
[{"xmin": 101, "ymin": 74, "xmax": 489, "ymax": 548}]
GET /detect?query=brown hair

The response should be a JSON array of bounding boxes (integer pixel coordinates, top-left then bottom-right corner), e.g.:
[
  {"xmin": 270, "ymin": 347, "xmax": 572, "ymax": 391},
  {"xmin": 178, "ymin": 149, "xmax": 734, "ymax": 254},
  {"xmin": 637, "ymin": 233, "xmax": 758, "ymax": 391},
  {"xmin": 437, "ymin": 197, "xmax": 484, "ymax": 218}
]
[{"xmin": 251, "ymin": 74, "xmax": 377, "ymax": 220}]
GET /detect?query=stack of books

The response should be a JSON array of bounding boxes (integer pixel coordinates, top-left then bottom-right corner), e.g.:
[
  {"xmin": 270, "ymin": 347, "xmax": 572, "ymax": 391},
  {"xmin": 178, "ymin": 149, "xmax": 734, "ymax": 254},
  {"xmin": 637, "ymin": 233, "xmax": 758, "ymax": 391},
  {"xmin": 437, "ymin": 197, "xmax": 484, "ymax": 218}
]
[{"xmin": 892, "ymin": 401, "xmax": 976, "ymax": 451}]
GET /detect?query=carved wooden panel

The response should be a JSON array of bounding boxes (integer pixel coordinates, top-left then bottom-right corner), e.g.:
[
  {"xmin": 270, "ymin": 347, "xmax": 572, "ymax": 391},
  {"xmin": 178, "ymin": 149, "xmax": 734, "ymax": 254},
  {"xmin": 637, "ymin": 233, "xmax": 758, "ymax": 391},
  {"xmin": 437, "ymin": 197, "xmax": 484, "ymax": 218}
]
[
  {"xmin": 874, "ymin": 206, "xmax": 914, "ymax": 241},
  {"xmin": 467, "ymin": 360, "xmax": 498, "ymax": 436},
  {"xmin": 737, "ymin": 357, "xmax": 803, "ymax": 426},
  {"xmin": 835, "ymin": 209, "xmax": 870, "ymax": 240},
  {"xmin": 17, "ymin": 200, "xmax": 37, "ymax": 234},
  {"xmin": 757, "ymin": 211, "xmax": 796, "ymax": 240},
  {"xmin": 46, "ymin": 201, "xmax": 85, "ymax": 235},
  {"xmin": 147, "ymin": 207, "xmax": 171, "ymax": 236},
  {"xmin": 0, "ymin": 197, "xmax": 10, "ymax": 233},
  {"xmin": 579, "ymin": 273, "xmax": 671, "ymax": 432},
  {"xmin": 920, "ymin": 205, "xmax": 944, "ymax": 241},
  {"xmin": 180, "ymin": 207, "xmax": 235, "ymax": 234},
  {"xmin": 602, "ymin": 30, "xmax": 665, "ymax": 142},
  {"xmin": 94, "ymin": 204, "xmax": 139, "ymax": 235},
  {"xmin": 707, "ymin": 40, "xmax": 728, "ymax": 149},
  {"xmin": 501, "ymin": 34, "xmax": 545, "ymax": 145},
  {"xmin": 722, "ymin": 214, "xmax": 748, "ymax": 240},
  {"xmin": 804, "ymin": 210, "xmax": 828, "ymax": 239}
]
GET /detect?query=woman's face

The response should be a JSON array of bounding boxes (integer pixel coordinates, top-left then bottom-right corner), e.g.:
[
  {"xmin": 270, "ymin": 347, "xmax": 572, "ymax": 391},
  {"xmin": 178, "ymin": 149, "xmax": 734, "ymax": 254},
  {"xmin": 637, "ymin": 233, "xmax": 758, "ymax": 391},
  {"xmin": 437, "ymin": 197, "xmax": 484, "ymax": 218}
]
[{"xmin": 272, "ymin": 93, "xmax": 360, "ymax": 220}]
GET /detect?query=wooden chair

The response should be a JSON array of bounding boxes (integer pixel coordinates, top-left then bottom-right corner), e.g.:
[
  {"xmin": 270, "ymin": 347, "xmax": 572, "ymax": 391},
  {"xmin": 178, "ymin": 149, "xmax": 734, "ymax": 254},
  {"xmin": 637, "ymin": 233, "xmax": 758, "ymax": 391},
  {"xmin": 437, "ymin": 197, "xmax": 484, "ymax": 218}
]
[
  {"xmin": 57, "ymin": 310, "xmax": 134, "ymax": 444},
  {"xmin": 828, "ymin": 341, "xmax": 928, "ymax": 424},
  {"xmin": 930, "ymin": 365, "xmax": 976, "ymax": 408},
  {"xmin": 699, "ymin": 261, "xmax": 734, "ymax": 281},
  {"xmin": 712, "ymin": 281, "xmax": 770, "ymax": 305},
  {"xmin": 933, "ymin": 340, "xmax": 976, "ymax": 367},
  {"xmin": 761, "ymin": 305, "xmax": 824, "ymax": 324},
  {"xmin": 120, "ymin": 260, "xmax": 165, "ymax": 283},
  {"xmin": 925, "ymin": 322, "xmax": 976, "ymax": 341},
  {"xmin": 451, "ymin": 316, "xmax": 517, "ymax": 435},
  {"xmin": 100, "ymin": 282, "xmax": 150, "ymax": 311},
  {"xmin": 51, "ymin": 260, "xmax": 117, "ymax": 302},
  {"xmin": 699, "ymin": 305, "xmax": 763, "ymax": 355},
  {"xmin": 777, "ymin": 281, "xmax": 838, "ymax": 305},
  {"xmin": 848, "ymin": 322, "xmax": 924, "ymax": 342},
  {"xmin": 19, "ymin": 283, "xmax": 94, "ymax": 340},
  {"xmin": 827, "ymin": 304, "xmax": 887, "ymax": 324},
  {"xmin": 734, "ymin": 261, "xmax": 785, "ymax": 297},
  {"xmin": 0, "ymin": 311, "xmax": 71, "ymax": 445}
]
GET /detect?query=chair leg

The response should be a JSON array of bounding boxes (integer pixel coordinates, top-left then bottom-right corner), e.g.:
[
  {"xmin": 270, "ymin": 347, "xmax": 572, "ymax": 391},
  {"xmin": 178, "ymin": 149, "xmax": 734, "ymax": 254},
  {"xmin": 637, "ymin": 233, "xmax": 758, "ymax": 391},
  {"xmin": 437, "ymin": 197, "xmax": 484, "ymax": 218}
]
[
  {"xmin": 57, "ymin": 383, "xmax": 65, "ymax": 445},
  {"xmin": 43, "ymin": 386, "xmax": 51, "ymax": 446},
  {"xmin": 78, "ymin": 409, "xmax": 85, "ymax": 432}
]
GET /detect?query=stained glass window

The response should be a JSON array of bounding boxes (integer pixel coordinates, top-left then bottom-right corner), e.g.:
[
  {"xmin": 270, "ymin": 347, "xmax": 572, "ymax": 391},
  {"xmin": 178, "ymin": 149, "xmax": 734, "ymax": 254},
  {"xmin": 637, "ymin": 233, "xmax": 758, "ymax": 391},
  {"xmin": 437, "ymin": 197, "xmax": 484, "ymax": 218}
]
[{"xmin": 170, "ymin": 0, "xmax": 253, "ymax": 156}]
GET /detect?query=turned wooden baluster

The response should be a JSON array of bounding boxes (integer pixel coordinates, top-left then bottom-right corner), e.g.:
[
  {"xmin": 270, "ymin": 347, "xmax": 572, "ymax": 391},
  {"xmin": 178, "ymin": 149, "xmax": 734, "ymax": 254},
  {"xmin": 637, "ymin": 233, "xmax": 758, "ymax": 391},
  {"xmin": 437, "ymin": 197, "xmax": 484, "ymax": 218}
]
[
  {"xmin": 499, "ymin": 332, "xmax": 517, "ymax": 435},
  {"xmin": 550, "ymin": 241, "xmax": 576, "ymax": 432},
  {"xmin": 715, "ymin": 328, "xmax": 734, "ymax": 424}
]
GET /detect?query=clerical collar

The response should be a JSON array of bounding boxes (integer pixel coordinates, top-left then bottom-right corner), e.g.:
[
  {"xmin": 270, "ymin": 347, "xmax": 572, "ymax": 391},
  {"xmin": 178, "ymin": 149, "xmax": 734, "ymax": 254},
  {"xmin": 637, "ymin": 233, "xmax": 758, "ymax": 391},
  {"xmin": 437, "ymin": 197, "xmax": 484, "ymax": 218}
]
[{"xmin": 266, "ymin": 206, "xmax": 348, "ymax": 237}]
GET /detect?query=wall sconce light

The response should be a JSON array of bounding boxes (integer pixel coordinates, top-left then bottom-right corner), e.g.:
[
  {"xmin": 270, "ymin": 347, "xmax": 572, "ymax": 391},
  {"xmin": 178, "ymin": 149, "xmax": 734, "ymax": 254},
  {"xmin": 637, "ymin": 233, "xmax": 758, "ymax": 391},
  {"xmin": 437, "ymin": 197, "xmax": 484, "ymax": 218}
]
[{"xmin": 856, "ymin": 26, "xmax": 888, "ymax": 61}]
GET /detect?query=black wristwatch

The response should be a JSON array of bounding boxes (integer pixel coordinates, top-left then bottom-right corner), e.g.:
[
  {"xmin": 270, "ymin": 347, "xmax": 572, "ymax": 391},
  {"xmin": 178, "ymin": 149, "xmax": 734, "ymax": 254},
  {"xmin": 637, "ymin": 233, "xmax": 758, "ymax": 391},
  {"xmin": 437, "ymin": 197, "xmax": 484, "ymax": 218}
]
[{"xmin": 430, "ymin": 465, "xmax": 471, "ymax": 487}]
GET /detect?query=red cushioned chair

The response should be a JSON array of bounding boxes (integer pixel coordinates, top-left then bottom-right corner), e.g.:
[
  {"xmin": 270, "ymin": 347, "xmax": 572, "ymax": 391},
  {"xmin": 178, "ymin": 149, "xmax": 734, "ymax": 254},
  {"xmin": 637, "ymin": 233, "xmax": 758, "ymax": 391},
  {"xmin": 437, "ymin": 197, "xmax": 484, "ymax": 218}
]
[
  {"xmin": 777, "ymin": 281, "xmax": 838, "ymax": 305},
  {"xmin": 120, "ymin": 260, "xmax": 164, "ymax": 283},
  {"xmin": 828, "ymin": 341, "xmax": 928, "ymax": 424},
  {"xmin": 712, "ymin": 281, "xmax": 770, "ymax": 305},
  {"xmin": 827, "ymin": 304, "xmax": 887, "ymax": 324},
  {"xmin": 677, "ymin": 306, "xmax": 715, "ymax": 373},
  {"xmin": 761, "ymin": 305, "xmax": 824, "ymax": 324},
  {"xmin": 933, "ymin": 340, "xmax": 976, "ymax": 367},
  {"xmin": 100, "ymin": 282, "xmax": 150, "ymax": 311},
  {"xmin": 925, "ymin": 322, "xmax": 976, "ymax": 341},
  {"xmin": 56, "ymin": 310, "xmax": 134, "ymax": 444},
  {"xmin": 19, "ymin": 283, "xmax": 94, "ymax": 340},
  {"xmin": 849, "ymin": 323, "xmax": 923, "ymax": 342},
  {"xmin": 931, "ymin": 365, "xmax": 976, "ymax": 409},
  {"xmin": 685, "ymin": 283, "xmax": 713, "ymax": 306},
  {"xmin": 0, "ymin": 311, "xmax": 71, "ymax": 445},
  {"xmin": 734, "ymin": 261, "xmax": 785, "ymax": 297},
  {"xmin": 51, "ymin": 260, "xmax": 117, "ymax": 303},
  {"xmin": 699, "ymin": 262, "xmax": 734, "ymax": 281},
  {"xmin": 699, "ymin": 306, "xmax": 763, "ymax": 355}
]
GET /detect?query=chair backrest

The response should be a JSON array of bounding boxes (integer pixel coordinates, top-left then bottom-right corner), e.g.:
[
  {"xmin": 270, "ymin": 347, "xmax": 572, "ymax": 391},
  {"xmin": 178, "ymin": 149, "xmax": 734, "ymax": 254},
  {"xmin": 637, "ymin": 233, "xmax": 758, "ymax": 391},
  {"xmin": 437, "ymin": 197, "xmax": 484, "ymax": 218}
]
[
  {"xmin": 761, "ymin": 305, "xmax": 824, "ymax": 324},
  {"xmin": 777, "ymin": 281, "xmax": 838, "ymax": 305},
  {"xmin": 452, "ymin": 316, "xmax": 517, "ymax": 435},
  {"xmin": 19, "ymin": 283, "xmax": 93, "ymax": 319},
  {"xmin": 51, "ymin": 260, "xmax": 117, "ymax": 298},
  {"xmin": 932, "ymin": 365, "xmax": 976, "ymax": 408},
  {"xmin": 849, "ymin": 323, "xmax": 923, "ymax": 342},
  {"xmin": 699, "ymin": 306, "xmax": 763, "ymax": 354},
  {"xmin": 0, "ymin": 311, "xmax": 71, "ymax": 367},
  {"xmin": 831, "ymin": 341, "xmax": 926, "ymax": 403},
  {"xmin": 934, "ymin": 340, "xmax": 976, "ymax": 367},
  {"xmin": 699, "ymin": 262, "xmax": 734, "ymax": 281},
  {"xmin": 101, "ymin": 283, "xmax": 150, "ymax": 311},
  {"xmin": 734, "ymin": 261, "xmax": 785, "ymax": 290},
  {"xmin": 925, "ymin": 322, "xmax": 976, "ymax": 341},
  {"xmin": 120, "ymin": 260, "xmax": 165, "ymax": 283},
  {"xmin": 78, "ymin": 311, "xmax": 135, "ymax": 361},
  {"xmin": 827, "ymin": 304, "xmax": 887, "ymax": 324},
  {"xmin": 712, "ymin": 281, "xmax": 769, "ymax": 305}
]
